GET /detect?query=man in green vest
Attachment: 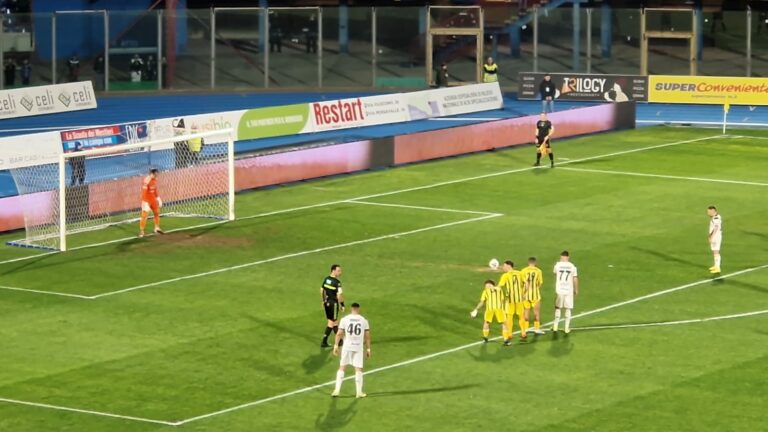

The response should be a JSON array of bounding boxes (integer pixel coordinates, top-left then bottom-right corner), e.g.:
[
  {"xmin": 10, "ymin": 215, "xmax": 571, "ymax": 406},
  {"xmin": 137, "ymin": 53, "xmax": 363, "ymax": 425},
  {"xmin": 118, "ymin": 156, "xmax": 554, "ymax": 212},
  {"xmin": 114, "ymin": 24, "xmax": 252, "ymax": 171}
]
[
  {"xmin": 187, "ymin": 124, "xmax": 203, "ymax": 166},
  {"xmin": 483, "ymin": 57, "xmax": 498, "ymax": 83}
]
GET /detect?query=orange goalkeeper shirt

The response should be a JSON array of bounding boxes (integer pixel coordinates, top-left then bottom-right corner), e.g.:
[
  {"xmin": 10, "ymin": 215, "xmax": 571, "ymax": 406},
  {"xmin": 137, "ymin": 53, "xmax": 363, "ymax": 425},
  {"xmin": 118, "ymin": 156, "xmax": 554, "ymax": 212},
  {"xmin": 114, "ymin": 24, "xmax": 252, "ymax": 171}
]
[{"xmin": 141, "ymin": 176, "xmax": 158, "ymax": 204}]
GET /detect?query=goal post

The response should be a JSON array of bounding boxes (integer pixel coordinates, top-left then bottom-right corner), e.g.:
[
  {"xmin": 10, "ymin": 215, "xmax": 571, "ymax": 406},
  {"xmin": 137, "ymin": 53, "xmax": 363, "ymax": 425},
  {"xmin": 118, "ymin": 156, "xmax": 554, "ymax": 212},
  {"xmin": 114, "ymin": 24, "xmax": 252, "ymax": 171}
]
[{"xmin": 9, "ymin": 128, "xmax": 236, "ymax": 251}]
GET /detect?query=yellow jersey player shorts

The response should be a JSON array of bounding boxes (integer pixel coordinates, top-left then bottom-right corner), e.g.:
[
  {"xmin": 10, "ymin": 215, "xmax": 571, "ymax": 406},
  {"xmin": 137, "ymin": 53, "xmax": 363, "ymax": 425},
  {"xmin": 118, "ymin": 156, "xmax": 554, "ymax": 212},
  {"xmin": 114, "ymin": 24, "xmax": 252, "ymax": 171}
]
[{"xmin": 484, "ymin": 309, "xmax": 505, "ymax": 323}]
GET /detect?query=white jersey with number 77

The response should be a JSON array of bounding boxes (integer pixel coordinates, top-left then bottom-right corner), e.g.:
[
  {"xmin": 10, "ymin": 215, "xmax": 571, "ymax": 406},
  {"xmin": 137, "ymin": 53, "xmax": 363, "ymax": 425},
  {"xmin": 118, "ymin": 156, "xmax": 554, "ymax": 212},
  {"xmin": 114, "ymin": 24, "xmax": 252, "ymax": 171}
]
[
  {"xmin": 553, "ymin": 262, "xmax": 578, "ymax": 295},
  {"xmin": 339, "ymin": 314, "xmax": 370, "ymax": 353}
]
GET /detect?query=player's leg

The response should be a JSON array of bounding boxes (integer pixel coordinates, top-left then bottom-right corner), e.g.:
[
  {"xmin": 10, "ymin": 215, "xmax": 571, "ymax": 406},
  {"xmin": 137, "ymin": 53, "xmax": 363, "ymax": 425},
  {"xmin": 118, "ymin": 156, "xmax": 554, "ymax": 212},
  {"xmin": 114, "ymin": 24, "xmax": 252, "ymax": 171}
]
[
  {"xmin": 332, "ymin": 363, "xmax": 347, "ymax": 397},
  {"xmin": 564, "ymin": 295, "xmax": 574, "ymax": 333},
  {"xmin": 498, "ymin": 310, "xmax": 511, "ymax": 345},
  {"xmin": 482, "ymin": 311, "xmax": 492, "ymax": 342},
  {"xmin": 534, "ymin": 141, "xmax": 543, "ymax": 166},
  {"xmin": 354, "ymin": 354, "xmax": 366, "ymax": 398},
  {"xmin": 553, "ymin": 295, "xmax": 563, "ymax": 332},
  {"xmin": 547, "ymin": 141, "xmax": 554, "ymax": 167},
  {"xmin": 710, "ymin": 238, "xmax": 721, "ymax": 272},
  {"xmin": 151, "ymin": 204, "xmax": 164, "ymax": 234},
  {"xmin": 139, "ymin": 201, "xmax": 150, "ymax": 237},
  {"xmin": 517, "ymin": 303, "xmax": 528, "ymax": 339},
  {"xmin": 321, "ymin": 304, "xmax": 335, "ymax": 347}
]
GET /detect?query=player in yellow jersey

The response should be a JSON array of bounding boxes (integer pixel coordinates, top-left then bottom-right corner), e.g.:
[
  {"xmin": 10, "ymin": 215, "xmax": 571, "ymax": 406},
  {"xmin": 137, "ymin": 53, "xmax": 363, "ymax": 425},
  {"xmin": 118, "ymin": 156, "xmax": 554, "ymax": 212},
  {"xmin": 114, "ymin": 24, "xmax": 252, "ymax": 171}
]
[
  {"xmin": 470, "ymin": 280, "xmax": 507, "ymax": 343},
  {"xmin": 521, "ymin": 257, "xmax": 545, "ymax": 335},
  {"xmin": 497, "ymin": 260, "xmax": 528, "ymax": 345}
]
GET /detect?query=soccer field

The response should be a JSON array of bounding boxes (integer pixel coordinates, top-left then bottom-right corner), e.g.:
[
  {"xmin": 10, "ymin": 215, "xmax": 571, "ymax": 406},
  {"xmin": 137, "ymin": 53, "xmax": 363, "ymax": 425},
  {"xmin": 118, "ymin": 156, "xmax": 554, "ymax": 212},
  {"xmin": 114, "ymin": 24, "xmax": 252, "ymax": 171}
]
[{"xmin": 0, "ymin": 126, "xmax": 767, "ymax": 431}]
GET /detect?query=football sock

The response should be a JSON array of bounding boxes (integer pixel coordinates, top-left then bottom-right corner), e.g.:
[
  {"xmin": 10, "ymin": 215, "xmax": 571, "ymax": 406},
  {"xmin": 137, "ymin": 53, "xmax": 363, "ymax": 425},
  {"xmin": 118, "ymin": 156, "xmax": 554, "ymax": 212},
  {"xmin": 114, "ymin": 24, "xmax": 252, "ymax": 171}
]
[
  {"xmin": 322, "ymin": 327, "xmax": 332, "ymax": 343},
  {"xmin": 549, "ymin": 153, "xmax": 555, "ymax": 165},
  {"xmin": 564, "ymin": 309, "xmax": 572, "ymax": 332},
  {"xmin": 553, "ymin": 309, "xmax": 562, "ymax": 330},
  {"xmin": 520, "ymin": 318, "xmax": 528, "ymax": 336},
  {"xmin": 332, "ymin": 326, "xmax": 338, "ymax": 334},
  {"xmin": 714, "ymin": 255, "xmax": 721, "ymax": 267},
  {"xmin": 502, "ymin": 327, "xmax": 510, "ymax": 340},
  {"xmin": 482, "ymin": 328, "xmax": 490, "ymax": 338},
  {"xmin": 534, "ymin": 320, "xmax": 541, "ymax": 330},
  {"xmin": 355, "ymin": 371, "xmax": 363, "ymax": 395},
  {"xmin": 334, "ymin": 370, "xmax": 344, "ymax": 393},
  {"xmin": 153, "ymin": 212, "xmax": 160, "ymax": 227},
  {"xmin": 139, "ymin": 211, "xmax": 148, "ymax": 231},
  {"xmin": 536, "ymin": 153, "xmax": 542, "ymax": 164}
]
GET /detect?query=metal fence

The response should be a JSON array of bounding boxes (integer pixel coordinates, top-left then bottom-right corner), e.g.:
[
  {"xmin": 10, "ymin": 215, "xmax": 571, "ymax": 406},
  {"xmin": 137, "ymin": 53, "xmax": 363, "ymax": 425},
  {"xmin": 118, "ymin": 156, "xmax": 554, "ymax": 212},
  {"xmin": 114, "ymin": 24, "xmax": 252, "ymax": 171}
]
[{"xmin": 0, "ymin": 6, "xmax": 766, "ymax": 91}]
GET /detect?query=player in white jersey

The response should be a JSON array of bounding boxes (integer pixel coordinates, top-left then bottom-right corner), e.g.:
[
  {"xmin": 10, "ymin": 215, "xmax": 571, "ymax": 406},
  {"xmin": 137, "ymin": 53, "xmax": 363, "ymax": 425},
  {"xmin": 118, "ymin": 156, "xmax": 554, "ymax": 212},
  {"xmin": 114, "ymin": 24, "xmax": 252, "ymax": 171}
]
[
  {"xmin": 552, "ymin": 251, "xmax": 579, "ymax": 334},
  {"xmin": 332, "ymin": 303, "xmax": 371, "ymax": 398},
  {"xmin": 707, "ymin": 206, "xmax": 723, "ymax": 274}
]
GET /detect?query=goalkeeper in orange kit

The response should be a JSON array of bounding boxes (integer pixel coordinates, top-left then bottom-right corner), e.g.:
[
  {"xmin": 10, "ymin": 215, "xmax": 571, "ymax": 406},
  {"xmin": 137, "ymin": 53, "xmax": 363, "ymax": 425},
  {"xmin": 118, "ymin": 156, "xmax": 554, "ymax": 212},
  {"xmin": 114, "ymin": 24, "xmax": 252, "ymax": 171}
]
[{"xmin": 139, "ymin": 168, "xmax": 165, "ymax": 238}]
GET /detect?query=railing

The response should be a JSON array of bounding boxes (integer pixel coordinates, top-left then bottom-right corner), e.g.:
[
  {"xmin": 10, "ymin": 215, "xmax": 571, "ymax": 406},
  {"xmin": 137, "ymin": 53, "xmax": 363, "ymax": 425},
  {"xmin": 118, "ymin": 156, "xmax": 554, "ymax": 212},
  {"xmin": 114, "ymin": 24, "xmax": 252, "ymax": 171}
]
[{"xmin": 0, "ymin": 6, "xmax": 764, "ymax": 92}]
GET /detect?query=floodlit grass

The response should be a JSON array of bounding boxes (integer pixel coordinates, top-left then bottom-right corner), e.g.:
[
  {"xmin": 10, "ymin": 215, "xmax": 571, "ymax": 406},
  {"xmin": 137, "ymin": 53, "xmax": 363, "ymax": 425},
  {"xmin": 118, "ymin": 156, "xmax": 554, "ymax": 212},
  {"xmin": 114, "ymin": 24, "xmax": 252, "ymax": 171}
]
[{"xmin": 0, "ymin": 126, "xmax": 766, "ymax": 431}]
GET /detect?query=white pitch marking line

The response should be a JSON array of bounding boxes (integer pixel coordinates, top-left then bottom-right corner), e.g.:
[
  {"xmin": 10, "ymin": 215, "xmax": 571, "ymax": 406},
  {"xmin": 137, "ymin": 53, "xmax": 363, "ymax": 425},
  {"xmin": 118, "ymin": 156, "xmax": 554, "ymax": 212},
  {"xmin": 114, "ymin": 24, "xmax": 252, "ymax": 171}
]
[
  {"xmin": 727, "ymin": 134, "xmax": 768, "ymax": 140},
  {"xmin": 347, "ymin": 200, "xmax": 502, "ymax": 216},
  {"xmin": 0, "ymin": 134, "xmax": 723, "ymax": 267},
  {"xmin": 561, "ymin": 167, "xmax": 768, "ymax": 187},
  {"xmin": 174, "ymin": 263, "xmax": 768, "ymax": 426},
  {"xmin": 0, "ymin": 285, "xmax": 93, "ymax": 300},
  {"xmin": 88, "ymin": 213, "xmax": 502, "ymax": 300},
  {"xmin": 575, "ymin": 309, "xmax": 768, "ymax": 332},
  {"xmin": 0, "ymin": 397, "xmax": 177, "ymax": 426}
]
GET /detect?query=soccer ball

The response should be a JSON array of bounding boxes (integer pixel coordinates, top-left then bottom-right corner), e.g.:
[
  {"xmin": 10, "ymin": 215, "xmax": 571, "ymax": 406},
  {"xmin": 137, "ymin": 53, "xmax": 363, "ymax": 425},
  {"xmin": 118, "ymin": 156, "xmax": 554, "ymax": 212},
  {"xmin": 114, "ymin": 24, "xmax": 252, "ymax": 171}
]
[{"xmin": 488, "ymin": 258, "xmax": 500, "ymax": 270}]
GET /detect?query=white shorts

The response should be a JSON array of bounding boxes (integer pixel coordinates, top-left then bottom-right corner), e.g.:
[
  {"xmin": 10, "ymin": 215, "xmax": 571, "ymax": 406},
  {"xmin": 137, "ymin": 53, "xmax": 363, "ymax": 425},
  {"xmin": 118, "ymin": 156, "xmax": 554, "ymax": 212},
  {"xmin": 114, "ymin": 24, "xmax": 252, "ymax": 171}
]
[
  {"xmin": 710, "ymin": 236, "xmax": 722, "ymax": 251},
  {"xmin": 340, "ymin": 350, "xmax": 364, "ymax": 369},
  {"xmin": 555, "ymin": 293, "xmax": 574, "ymax": 309}
]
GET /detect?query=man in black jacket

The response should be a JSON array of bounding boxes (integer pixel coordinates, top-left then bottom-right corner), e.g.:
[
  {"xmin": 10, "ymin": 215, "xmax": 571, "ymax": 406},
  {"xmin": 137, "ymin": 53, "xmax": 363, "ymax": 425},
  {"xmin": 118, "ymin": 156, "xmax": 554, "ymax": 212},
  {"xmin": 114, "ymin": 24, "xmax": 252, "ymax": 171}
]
[
  {"xmin": 69, "ymin": 142, "xmax": 86, "ymax": 186},
  {"xmin": 539, "ymin": 74, "xmax": 557, "ymax": 113},
  {"xmin": 435, "ymin": 63, "xmax": 449, "ymax": 87}
]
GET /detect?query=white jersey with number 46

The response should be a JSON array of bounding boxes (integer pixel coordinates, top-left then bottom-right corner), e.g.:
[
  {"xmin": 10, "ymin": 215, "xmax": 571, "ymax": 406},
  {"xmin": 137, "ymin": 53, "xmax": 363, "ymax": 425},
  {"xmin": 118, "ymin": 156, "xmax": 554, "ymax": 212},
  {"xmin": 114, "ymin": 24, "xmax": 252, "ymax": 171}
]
[
  {"xmin": 553, "ymin": 262, "xmax": 578, "ymax": 295},
  {"xmin": 339, "ymin": 314, "xmax": 370, "ymax": 353}
]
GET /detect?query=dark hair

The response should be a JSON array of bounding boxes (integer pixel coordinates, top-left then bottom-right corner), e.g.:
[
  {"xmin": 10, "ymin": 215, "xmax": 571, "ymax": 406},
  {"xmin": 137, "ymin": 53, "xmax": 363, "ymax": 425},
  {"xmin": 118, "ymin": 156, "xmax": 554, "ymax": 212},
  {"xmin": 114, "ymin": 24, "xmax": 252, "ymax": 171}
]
[
  {"xmin": 331, "ymin": 264, "xmax": 341, "ymax": 272},
  {"xmin": 484, "ymin": 279, "xmax": 495, "ymax": 286},
  {"xmin": 708, "ymin": 205, "xmax": 717, "ymax": 211},
  {"xmin": 351, "ymin": 302, "xmax": 360, "ymax": 308},
  {"xmin": 504, "ymin": 260, "xmax": 514, "ymax": 267},
  {"xmin": 149, "ymin": 168, "xmax": 159, "ymax": 175},
  {"xmin": 561, "ymin": 250, "xmax": 570, "ymax": 257},
  {"xmin": 528, "ymin": 257, "xmax": 537, "ymax": 263}
]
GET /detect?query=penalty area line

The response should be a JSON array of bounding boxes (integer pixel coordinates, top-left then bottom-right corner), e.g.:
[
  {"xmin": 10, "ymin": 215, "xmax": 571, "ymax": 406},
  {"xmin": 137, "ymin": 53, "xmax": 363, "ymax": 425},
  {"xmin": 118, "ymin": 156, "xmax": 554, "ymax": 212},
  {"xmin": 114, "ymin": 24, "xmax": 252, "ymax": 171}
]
[
  {"xmin": 173, "ymin": 262, "xmax": 768, "ymax": 426},
  {"xmin": 575, "ymin": 309, "xmax": 768, "ymax": 332},
  {"xmin": 0, "ymin": 397, "xmax": 177, "ymax": 427},
  {"xmin": 561, "ymin": 167, "xmax": 768, "ymax": 187}
]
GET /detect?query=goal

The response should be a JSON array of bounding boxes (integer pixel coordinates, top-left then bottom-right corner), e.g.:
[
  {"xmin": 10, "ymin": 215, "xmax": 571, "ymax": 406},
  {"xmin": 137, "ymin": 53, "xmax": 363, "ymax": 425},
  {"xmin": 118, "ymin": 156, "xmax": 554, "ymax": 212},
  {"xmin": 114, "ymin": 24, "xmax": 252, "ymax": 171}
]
[{"xmin": 8, "ymin": 129, "xmax": 235, "ymax": 251}]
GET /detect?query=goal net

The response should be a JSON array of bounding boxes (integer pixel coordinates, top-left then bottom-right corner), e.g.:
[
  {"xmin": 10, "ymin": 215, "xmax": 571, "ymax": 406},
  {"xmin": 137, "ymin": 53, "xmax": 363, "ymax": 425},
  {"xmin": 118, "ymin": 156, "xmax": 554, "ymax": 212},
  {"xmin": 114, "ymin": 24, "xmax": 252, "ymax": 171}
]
[{"xmin": 8, "ymin": 129, "xmax": 235, "ymax": 251}]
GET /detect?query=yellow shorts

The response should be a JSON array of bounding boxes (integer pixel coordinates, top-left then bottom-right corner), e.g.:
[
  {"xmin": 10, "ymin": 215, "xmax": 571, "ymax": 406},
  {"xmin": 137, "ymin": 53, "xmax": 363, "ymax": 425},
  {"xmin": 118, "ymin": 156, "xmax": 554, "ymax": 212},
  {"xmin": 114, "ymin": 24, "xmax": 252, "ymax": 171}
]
[
  {"xmin": 524, "ymin": 300, "xmax": 540, "ymax": 309},
  {"xmin": 484, "ymin": 309, "xmax": 505, "ymax": 323},
  {"xmin": 507, "ymin": 303, "xmax": 525, "ymax": 318}
]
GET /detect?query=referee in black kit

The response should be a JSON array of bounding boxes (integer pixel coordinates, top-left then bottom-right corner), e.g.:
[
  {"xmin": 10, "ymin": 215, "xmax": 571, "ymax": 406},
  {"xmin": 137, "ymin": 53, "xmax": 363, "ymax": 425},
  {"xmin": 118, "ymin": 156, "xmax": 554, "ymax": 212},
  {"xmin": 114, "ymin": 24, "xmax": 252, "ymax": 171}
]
[
  {"xmin": 320, "ymin": 264, "xmax": 346, "ymax": 348},
  {"xmin": 534, "ymin": 112, "xmax": 555, "ymax": 168}
]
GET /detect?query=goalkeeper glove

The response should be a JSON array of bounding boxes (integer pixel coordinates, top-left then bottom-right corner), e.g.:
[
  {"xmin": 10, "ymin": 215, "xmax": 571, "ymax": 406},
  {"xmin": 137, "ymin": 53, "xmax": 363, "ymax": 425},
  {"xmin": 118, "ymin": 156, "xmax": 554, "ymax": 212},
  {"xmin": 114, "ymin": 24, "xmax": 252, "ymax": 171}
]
[{"xmin": 157, "ymin": 198, "xmax": 163, "ymax": 208}]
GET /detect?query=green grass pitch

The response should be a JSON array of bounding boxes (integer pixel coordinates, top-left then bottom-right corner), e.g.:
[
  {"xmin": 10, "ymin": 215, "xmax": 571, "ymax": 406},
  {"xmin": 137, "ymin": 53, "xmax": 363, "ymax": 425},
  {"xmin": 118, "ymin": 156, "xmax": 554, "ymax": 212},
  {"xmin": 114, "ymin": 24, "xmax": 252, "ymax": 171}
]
[{"xmin": 0, "ymin": 126, "xmax": 766, "ymax": 431}]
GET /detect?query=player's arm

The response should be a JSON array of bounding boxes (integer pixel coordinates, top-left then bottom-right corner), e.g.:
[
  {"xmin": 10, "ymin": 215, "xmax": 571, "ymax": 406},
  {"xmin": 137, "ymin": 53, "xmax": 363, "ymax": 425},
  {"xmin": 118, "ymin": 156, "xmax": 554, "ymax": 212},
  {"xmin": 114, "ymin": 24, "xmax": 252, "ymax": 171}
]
[
  {"xmin": 573, "ymin": 275, "xmax": 579, "ymax": 296},
  {"xmin": 338, "ymin": 288, "xmax": 345, "ymax": 311},
  {"xmin": 364, "ymin": 329, "xmax": 372, "ymax": 358},
  {"xmin": 333, "ymin": 327, "xmax": 345, "ymax": 356},
  {"xmin": 547, "ymin": 125, "xmax": 555, "ymax": 140},
  {"xmin": 471, "ymin": 298, "xmax": 486, "ymax": 317},
  {"xmin": 320, "ymin": 288, "xmax": 326, "ymax": 305}
]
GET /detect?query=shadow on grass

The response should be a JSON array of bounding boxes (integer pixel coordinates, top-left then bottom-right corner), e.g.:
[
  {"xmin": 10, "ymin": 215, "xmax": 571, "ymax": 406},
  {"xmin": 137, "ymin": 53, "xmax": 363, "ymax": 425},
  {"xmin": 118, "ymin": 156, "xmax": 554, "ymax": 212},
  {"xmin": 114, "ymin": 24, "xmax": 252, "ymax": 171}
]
[
  {"xmin": 244, "ymin": 314, "xmax": 332, "ymax": 375},
  {"xmin": 367, "ymin": 383, "xmax": 480, "ymax": 398},
  {"xmin": 314, "ymin": 398, "xmax": 359, "ymax": 432},
  {"xmin": 630, "ymin": 246, "xmax": 702, "ymax": 270},
  {"xmin": 548, "ymin": 331, "xmax": 574, "ymax": 358}
]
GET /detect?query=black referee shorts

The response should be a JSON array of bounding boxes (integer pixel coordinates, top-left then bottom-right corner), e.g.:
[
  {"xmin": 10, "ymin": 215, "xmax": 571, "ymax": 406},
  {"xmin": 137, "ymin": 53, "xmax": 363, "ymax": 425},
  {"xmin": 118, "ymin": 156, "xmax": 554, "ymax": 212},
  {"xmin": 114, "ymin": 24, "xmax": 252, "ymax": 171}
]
[
  {"xmin": 536, "ymin": 136, "xmax": 551, "ymax": 147},
  {"xmin": 324, "ymin": 301, "xmax": 340, "ymax": 321}
]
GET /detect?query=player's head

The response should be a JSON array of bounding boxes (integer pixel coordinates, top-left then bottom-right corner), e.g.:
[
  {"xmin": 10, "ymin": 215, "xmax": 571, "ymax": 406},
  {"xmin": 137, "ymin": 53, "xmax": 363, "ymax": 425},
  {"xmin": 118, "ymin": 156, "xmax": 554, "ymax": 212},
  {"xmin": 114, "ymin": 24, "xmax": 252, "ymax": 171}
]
[
  {"xmin": 502, "ymin": 260, "xmax": 514, "ymax": 271},
  {"xmin": 149, "ymin": 168, "xmax": 159, "ymax": 178},
  {"xmin": 540, "ymin": 112, "xmax": 548, "ymax": 120},
  {"xmin": 486, "ymin": 56, "xmax": 494, "ymax": 65},
  {"xmin": 707, "ymin": 206, "xmax": 718, "ymax": 217},
  {"xmin": 528, "ymin": 257, "xmax": 537, "ymax": 266},
  {"xmin": 350, "ymin": 302, "xmax": 360, "ymax": 314},
  {"xmin": 74, "ymin": 141, "xmax": 82, "ymax": 151},
  {"xmin": 560, "ymin": 250, "xmax": 570, "ymax": 262},
  {"xmin": 330, "ymin": 264, "xmax": 342, "ymax": 277},
  {"xmin": 484, "ymin": 279, "xmax": 495, "ymax": 288}
]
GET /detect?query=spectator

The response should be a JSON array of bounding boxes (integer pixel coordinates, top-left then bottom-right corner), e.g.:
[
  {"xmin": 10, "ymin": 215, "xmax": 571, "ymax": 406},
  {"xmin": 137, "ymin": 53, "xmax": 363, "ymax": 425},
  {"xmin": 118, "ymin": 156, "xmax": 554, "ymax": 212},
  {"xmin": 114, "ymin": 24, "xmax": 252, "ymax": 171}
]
[
  {"xmin": 4, "ymin": 58, "xmax": 16, "ymax": 87},
  {"xmin": 435, "ymin": 63, "xmax": 449, "ymax": 88},
  {"xmin": 539, "ymin": 73, "xmax": 557, "ymax": 113},
  {"xmin": 20, "ymin": 58, "xmax": 31, "ymax": 86},
  {"xmin": 145, "ymin": 55, "xmax": 157, "ymax": 81},
  {"xmin": 93, "ymin": 54, "xmax": 105, "ymax": 91},
  {"xmin": 67, "ymin": 54, "xmax": 80, "ymax": 82},
  {"xmin": 129, "ymin": 54, "xmax": 144, "ymax": 82},
  {"xmin": 69, "ymin": 142, "xmax": 86, "ymax": 186},
  {"xmin": 482, "ymin": 57, "xmax": 498, "ymax": 83},
  {"xmin": 305, "ymin": 14, "xmax": 317, "ymax": 54},
  {"xmin": 269, "ymin": 16, "xmax": 283, "ymax": 53},
  {"xmin": 172, "ymin": 118, "xmax": 190, "ymax": 168}
]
